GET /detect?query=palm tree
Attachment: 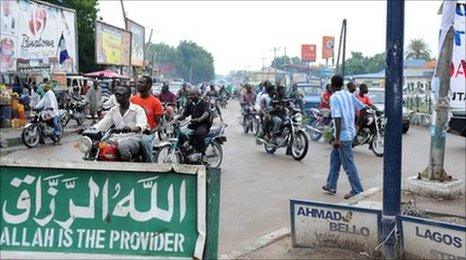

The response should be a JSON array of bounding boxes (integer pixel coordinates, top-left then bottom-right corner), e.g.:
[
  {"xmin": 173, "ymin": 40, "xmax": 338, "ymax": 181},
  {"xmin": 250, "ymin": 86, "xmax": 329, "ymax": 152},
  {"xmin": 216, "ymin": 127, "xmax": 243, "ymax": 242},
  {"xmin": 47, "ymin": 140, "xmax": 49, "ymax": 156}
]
[{"xmin": 406, "ymin": 39, "xmax": 432, "ymax": 60}]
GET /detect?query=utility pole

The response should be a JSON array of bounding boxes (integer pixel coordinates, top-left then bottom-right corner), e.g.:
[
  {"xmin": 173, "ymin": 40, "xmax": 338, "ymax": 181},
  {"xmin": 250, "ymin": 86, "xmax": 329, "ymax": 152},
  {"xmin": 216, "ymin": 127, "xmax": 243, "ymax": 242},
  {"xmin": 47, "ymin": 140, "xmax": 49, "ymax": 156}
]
[
  {"xmin": 382, "ymin": 0, "xmax": 404, "ymax": 258},
  {"xmin": 421, "ymin": 26, "xmax": 454, "ymax": 181},
  {"xmin": 341, "ymin": 19, "xmax": 347, "ymax": 79},
  {"xmin": 120, "ymin": 0, "xmax": 127, "ymax": 20}
]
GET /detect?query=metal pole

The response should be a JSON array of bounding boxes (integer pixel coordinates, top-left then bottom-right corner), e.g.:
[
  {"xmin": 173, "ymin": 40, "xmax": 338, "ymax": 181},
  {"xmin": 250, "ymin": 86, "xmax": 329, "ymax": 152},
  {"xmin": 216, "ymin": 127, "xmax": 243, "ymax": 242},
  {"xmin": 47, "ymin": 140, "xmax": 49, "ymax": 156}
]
[
  {"xmin": 335, "ymin": 21, "xmax": 344, "ymax": 74},
  {"xmin": 382, "ymin": 0, "xmax": 404, "ymax": 258},
  {"xmin": 421, "ymin": 26, "xmax": 454, "ymax": 181},
  {"xmin": 341, "ymin": 19, "xmax": 347, "ymax": 79}
]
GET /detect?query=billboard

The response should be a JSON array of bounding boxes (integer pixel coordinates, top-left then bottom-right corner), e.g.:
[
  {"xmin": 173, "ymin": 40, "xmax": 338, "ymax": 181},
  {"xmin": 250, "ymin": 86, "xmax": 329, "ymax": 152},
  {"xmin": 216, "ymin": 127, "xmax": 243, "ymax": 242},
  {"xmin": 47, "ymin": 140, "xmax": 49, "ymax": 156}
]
[
  {"xmin": 322, "ymin": 36, "xmax": 335, "ymax": 59},
  {"xmin": 95, "ymin": 21, "xmax": 131, "ymax": 66},
  {"xmin": 0, "ymin": 0, "xmax": 78, "ymax": 73},
  {"xmin": 125, "ymin": 18, "xmax": 144, "ymax": 67},
  {"xmin": 301, "ymin": 44, "xmax": 316, "ymax": 62}
]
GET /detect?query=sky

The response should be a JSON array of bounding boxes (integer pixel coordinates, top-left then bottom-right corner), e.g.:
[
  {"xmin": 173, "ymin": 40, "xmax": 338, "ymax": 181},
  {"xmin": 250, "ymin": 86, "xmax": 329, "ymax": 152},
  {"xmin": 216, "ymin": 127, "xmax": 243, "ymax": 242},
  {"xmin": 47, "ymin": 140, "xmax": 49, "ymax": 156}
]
[{"xmin": 98, "ymin": 0, "xmax": 443, "ymax": 75}]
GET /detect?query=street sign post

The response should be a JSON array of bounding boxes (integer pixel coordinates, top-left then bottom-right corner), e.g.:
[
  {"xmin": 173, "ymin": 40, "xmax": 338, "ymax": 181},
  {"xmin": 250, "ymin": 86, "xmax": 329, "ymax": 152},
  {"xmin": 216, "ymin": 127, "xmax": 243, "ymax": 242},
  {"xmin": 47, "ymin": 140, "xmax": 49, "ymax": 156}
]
[
  {"xmin": 0, "ymin": 161, "xmax": 220, "ymax": 259},
  {"xmin": 290, "ymin": 199, "xmax": 381, "ymax": 255}
]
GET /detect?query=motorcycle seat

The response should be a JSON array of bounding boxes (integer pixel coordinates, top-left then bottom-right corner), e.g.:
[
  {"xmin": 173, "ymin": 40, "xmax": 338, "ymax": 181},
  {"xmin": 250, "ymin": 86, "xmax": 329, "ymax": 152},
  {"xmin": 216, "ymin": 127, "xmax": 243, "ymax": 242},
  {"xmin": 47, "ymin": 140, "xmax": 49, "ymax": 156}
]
[{"xmin": 82, "ymin": 129, "xmax": 102, "ymax": 140}]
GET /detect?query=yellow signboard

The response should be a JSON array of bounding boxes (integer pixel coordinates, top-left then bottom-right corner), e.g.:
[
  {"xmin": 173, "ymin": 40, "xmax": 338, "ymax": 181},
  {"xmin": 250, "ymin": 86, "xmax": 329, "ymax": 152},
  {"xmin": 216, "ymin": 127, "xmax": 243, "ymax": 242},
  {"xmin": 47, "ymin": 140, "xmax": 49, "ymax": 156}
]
[{"xmin": 95, "ymin": 21, "xmax": 131, "ymax": 66}]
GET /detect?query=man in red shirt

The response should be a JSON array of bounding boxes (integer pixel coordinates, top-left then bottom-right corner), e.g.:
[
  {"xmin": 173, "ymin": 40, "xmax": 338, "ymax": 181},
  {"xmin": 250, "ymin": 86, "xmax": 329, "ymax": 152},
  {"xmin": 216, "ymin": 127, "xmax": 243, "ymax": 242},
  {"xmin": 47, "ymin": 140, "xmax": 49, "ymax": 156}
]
[
  {"xmin": 355, "ymin": 83, "xmax": 377, "ymax": 134},
  {"xmin": 131, "ymin": 76, "xmax": 164, "ymax": 162},
  {"xmin": 319, "ymin": 84, "xmax": 332, "ymax": 109}
]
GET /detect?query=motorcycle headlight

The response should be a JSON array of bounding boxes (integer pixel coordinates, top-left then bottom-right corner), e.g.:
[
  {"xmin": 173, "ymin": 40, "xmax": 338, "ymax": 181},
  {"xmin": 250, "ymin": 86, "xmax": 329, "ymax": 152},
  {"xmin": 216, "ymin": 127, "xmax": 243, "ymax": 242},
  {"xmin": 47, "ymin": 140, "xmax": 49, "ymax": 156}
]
[
  {"xmin": 294, "ymin": 113, "xmax": 303, "ymax": 122},
  {"xmin": 74, "ymin": 136, "xmax": 92, "ymax": 153}
]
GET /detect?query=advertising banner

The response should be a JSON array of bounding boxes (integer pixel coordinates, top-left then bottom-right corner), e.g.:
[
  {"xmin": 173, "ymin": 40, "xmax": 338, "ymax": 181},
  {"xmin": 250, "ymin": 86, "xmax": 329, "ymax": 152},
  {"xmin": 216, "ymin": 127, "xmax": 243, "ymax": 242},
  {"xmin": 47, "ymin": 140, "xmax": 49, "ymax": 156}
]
[
  {"xmin": 0, "ymin": 163, "xmax": 215, "ymax": 259},
  {"xmin": 322, "ymin": 36, "xmax": 335, "ymax": 59},
  {"xmin": 0, "ymin": 0, "xmax": 78, "ymax": 73},
  {"xmin": 95, "ymin": 21, "xmax": 131, "ymax": 66},
  {"xmin": 301, "ymin": 44, "xmax": 316, "ymax": 62},
  {"xmin": 125, "ymin": 18, "xmax": 145, "ymax": 67}
]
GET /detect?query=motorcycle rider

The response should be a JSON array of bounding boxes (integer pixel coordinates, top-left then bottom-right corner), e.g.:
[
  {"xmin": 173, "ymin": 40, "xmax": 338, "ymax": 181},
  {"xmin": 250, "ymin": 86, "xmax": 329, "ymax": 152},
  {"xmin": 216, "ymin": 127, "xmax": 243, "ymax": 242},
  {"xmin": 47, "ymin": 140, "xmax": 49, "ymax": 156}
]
[
  {"xmin": 131, "ymin": 75, "xmax": 164, "ymax": 163},
  {"xmin": 158, "ymin": 82, "xmax": 177, "ymax": 120},
  {"xmin": 34, "ymin": 82, "xmax": 61, "ymax": 138},
  {"xmin": 240, "ymin": 84, "xmax": 256, "ymax": 114},
  {"xmin": 347, "ymin": 81, "xmax": 357, "ymax": 94},
  {"xmin": 205, "ymin": 85, "xmax": 224, "ymax": 123},
  {"xmin": 268, "ymin": 85, "xmax": 290, "ymax": 144},
  {"xmin": 175, "ymin": 87, "xmax": 212, "ymax": 161},
  {"xmin": 288, "ymin": 83, "xmax": 304, "ymax": 110},
  {"xmin": 93, "ymin": 85, "xmax": 148, "ymax": 162},
  {"xmin": 320, "ymin": 84, "xmax": 333, "ymax": 109},
  {"xmin": 177, "ymin": 83, "xmax": 190, "ymax": 110},
  {"xmin": 355, "ymin": 83, "xmax": 377, "ymax": 138},
  {"xmin": 257, "ymin": 82, "xmax": 276, "ymax": 141}
]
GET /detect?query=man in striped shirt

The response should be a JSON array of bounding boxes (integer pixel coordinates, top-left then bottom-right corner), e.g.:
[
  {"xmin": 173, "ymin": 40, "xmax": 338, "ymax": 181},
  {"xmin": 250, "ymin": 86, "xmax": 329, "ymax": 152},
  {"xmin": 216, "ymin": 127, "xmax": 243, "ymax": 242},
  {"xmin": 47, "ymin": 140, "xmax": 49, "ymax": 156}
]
[{"xmin": 323, "ymin": 75, "xmax": 366, "ymax": 199}]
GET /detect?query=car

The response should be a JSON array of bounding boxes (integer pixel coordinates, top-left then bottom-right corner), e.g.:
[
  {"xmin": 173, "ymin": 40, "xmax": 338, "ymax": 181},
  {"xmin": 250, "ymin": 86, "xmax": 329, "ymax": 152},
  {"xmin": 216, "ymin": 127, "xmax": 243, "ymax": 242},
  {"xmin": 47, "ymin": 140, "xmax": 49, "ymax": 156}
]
[
  {"xmin": 296, "ymin": 83, "xmax": 323, "ymax": 109},
  {"xmin": 368, "ymin": 88, "xmax": 411, "ymax": 134},
  {"xmin": 448, "ymin": 109, "xmax": 466, "ymax": 137}
]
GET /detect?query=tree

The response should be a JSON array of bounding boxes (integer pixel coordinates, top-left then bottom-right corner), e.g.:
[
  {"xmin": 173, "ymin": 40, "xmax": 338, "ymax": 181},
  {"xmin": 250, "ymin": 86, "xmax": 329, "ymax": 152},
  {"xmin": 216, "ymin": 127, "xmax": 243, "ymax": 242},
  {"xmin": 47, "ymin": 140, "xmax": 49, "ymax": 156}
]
[
  {"xmin": 176, "ymin": 41, "xmax": 215, "ymax": 84},
  {"xmin": 145, "ymin": 43, "xmax": 179, "ymax": 64},
  {"xmin": 406, "ymin": 39, "xmax": 432, "ymax": 60},
  {"xmin": 43, "ymin": 0, "xmax": 101, "ymax": 73},
  {"xmin": 271, "ymin": 55, "xmax": 291, "ymax": 69},
  {"xmin": 343, "ymin": 52, "xmax": 386, "ymax": 76}
]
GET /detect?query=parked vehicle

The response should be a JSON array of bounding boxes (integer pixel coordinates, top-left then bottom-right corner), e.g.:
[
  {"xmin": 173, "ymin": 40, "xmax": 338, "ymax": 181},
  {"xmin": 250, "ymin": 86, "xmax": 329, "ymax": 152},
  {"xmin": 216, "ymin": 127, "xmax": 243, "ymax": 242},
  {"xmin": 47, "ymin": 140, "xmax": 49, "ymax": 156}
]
[
  {"xmin": 60, "ymin": 98, "xmax": 88, "ymax": 127},
  {"xmin": 305, "ymin": 107, "xmax": 333, "ymax": 141},
  {"xmin": 257, "ymin": 105, "xmax": 309, "ymax": 161},
  {"xmin": 354, "ymin": 108, "xmax": 385, "ymax": 157},
  {"xmin": 296, "ymin": 83, "xmax": 323, "ymax": 109},
  {"xmin": 22, "ymin": 108, "xmax": 64, "ymax": 148},
  {"xmin": 370, "ymin": 88, "xmax": 410, "ymax": 134},
  {"xmin": 156, "ymin": 122, "xmax": 227, "ymax": 168},
  {"xmin": 448, "ymin": 109, "xmax": 466, "ymax": 137}
]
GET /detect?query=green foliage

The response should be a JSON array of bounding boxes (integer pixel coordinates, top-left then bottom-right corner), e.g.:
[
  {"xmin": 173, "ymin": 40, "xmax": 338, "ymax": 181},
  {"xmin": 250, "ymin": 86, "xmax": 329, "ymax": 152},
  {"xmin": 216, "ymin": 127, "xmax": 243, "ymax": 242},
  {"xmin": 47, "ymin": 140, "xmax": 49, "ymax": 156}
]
[
  {"xmin": 146, "ymin": 41, "xmax": 215, "ymax": 84},
  {"xmin": 344, "ymin": 52, "xmax": 386, "ymax": 76},
  {"xmin": 271, "ymin": 56, "xmax": 291, "ymax": 68},
  {"xmin": 406, "ymin": 39, "xmax": 432, "ymax": 60},
  {"xmin": 42, "ymin": 0, "xmax": 101, "ymax": 73}
]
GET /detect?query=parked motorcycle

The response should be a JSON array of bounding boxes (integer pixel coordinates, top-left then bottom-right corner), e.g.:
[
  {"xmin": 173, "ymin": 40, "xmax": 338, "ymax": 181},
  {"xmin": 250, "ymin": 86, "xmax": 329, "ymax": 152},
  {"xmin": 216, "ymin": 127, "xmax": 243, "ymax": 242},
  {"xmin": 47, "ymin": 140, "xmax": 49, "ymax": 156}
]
[
  {"xmin": 353, "ymin": 108, "xmax": 385, "ymax": 157},
  {"xmin": 61, "ymin": 99, "xmax": 88, "ymax": 128},
  {"xmin": 21, "ymin": 108, "xmax": 64, "ymax": 148},
  {"xmin": 257, "ymin": 105, "xmax": 309, "ymax": 161},
  {"xmin": 305, "ymin": 108, "xmax": 333, "ymax": 141},
  {"xmin": 239, "ymin": 104, "xmax": 260, "ymax": 135},
  {"xmin": 155, "ymin": 122, "xmax": 227, "ymax": 168}
]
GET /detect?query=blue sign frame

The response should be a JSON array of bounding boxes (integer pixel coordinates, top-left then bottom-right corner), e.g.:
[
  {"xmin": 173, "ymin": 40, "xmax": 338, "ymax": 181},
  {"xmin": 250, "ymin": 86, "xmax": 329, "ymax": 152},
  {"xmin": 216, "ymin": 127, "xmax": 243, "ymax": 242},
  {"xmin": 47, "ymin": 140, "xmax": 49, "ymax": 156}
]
[{"xmin": 290, "ymin": 199, "xmax": 383, "ymax": 248}]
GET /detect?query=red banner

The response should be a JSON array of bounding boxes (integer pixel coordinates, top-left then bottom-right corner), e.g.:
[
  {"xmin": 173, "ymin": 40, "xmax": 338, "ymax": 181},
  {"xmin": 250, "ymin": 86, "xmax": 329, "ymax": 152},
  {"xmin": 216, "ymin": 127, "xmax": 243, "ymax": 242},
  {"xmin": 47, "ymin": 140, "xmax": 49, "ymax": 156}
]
[
  {"xmin": 322, "ymin": 36, "xmax": 335, "ymax": 59},
  {"xmin": 301, "ymin": 44, "xmax": 316, "ymax": 62}
]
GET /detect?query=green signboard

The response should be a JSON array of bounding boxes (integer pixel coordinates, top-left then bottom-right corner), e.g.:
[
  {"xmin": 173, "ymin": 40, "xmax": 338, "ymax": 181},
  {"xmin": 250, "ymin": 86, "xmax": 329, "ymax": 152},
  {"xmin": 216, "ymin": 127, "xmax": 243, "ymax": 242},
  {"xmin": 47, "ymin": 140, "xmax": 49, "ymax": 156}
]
[{"xmin": 0, "ymin": 162, "xmax": 220, "ymax": 259}]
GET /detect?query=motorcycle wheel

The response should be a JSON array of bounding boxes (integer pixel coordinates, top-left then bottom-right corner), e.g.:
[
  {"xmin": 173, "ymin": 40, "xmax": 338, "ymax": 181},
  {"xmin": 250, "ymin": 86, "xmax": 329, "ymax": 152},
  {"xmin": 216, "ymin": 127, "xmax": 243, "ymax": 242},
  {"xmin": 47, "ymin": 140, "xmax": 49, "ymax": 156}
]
[
  {"xmin": 252, "ymin": 117, "xmax": 260, "ymax": 136},
  {"xmin": 264, "ymin": 143, "xmax": 277, "ymax": 154},
  {"xmin": 75, "ymin": 113, "xmax": 84, "ymax": 125},
  {"xmin": 371, "ymin": 131, "xmax": 384, "ymax": 157},
  {"xmin": 205, "ymin": 142, "xmax": 223, "ymax": 168},
  {"xmin": 291, "ymin": 131, "xmax": 309, "ymax": 161},
  {"xmin": 61, "ymin": 114, "xmax": 70, "ymax": 128},
  {"xmin": 308, "ymin": 118, "xmax": 323, "ymax": 142},
  {"xmin": 156, "ymin": 145, "xmax": 181, "ymax": 164},
  {"xmin": 22, "ymin": 125, "xmax": 40, "ymax": 148},
  {"xmin": 243, "ymin": 117, "xmax": 250, "ymax": 134}
]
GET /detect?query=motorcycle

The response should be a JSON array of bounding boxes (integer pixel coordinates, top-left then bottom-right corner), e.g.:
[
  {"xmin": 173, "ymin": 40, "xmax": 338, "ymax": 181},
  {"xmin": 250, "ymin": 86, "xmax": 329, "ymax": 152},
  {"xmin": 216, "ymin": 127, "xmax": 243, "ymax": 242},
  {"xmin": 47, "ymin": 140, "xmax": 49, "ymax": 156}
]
[
  {"xmin": 61, "ymin": 98, "xmax": 88, "ymax": 128},
  {"xmin": 75, "ymin": 128, "xmax": 155, "ymax": 161},
  {"xmin": 219, "ymin": 92, "xmax": 228, "ymax": 108},
  {"xmin": 256, "ymin": 105, "xmax": 309, "ymax": 161},
  {"xmin": 157, "ymin": 102, "xmax": 176, "ymax": 141},
  {"xmin": 305, "ymin": 108, "xmax": 333, "ymax": 142},
  {"xmin": 239, "ymin": 104, "xmax": 260, "ymax": 135},
  {"xmin": 207, "ymin": 97, "xmax": 220, "ymax": 121},
  {"xmin": 353, "ymin": 108, "xmax": 385, "ymax": 157},
  {"xmin": 155, "ymin": 122, "xmax": 227, "ymax": 168},
  {"xmin": 21, "ymin": 108, "xmax": 64, "ymax": 148}
]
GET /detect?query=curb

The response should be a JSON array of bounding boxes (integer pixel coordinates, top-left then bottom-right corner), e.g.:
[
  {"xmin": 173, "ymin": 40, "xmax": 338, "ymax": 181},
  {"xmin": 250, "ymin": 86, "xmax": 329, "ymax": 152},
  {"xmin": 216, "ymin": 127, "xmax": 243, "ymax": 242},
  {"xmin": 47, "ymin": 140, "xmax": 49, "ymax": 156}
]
[
  {"xmin": 342, "ymin": 187, "xmax": 382, "ymax": 206},
  {"xmin": 0, "ymin": 128, "xmax": 79, "ymax": 148},
  {"xmin": 219, "ymin": 227, "xmax": 290, "ymax": 259}
]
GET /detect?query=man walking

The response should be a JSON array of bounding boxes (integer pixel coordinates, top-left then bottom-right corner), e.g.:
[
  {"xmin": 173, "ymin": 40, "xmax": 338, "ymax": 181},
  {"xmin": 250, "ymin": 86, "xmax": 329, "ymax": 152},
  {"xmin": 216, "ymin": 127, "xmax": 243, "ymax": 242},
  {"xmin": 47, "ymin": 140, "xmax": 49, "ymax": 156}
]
[
  {"xmin": 131, "ymin": 76, "xmax": 164, "ymax": 163},
  {"xmin": 323, "ymin": 75, "xmax": 366, "ymax": 199},
  {"xmin": 86, "ymin": 81, "xmax": 103, "ymax": 123}
]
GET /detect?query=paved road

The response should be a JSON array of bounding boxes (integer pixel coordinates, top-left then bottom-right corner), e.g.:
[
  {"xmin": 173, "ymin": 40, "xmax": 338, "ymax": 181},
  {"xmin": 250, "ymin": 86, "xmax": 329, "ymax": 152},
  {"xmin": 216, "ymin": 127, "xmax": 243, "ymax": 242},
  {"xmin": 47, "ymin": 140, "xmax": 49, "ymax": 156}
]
[{"xmin": 1, "ymin": 100, "xmax": 464, "ymax": 256}]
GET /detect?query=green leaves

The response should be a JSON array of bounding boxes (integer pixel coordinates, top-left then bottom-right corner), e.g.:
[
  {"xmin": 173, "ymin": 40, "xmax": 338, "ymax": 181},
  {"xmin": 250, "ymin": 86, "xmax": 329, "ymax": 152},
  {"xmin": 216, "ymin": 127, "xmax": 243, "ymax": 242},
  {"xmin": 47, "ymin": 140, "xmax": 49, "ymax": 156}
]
[
  {"xmin": 406, "ymin": 39, "xmax": 432, "ymax": 60},
  {"xmin": 146, "ymin": 41, "xmax": 215, "ymax": 84}
]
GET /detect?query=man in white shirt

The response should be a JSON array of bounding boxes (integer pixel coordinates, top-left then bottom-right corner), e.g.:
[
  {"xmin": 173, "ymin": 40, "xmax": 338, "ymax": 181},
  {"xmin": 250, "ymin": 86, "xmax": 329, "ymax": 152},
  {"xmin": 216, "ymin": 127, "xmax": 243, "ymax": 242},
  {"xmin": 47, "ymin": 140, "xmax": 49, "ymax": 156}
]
[
  {"xmin": 93, "ymin": 85, "xmax": 148, "ymax": 161},
  {"xmin": 34, "ymin": 83, "xmax": 61, "ymax": 137}
]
